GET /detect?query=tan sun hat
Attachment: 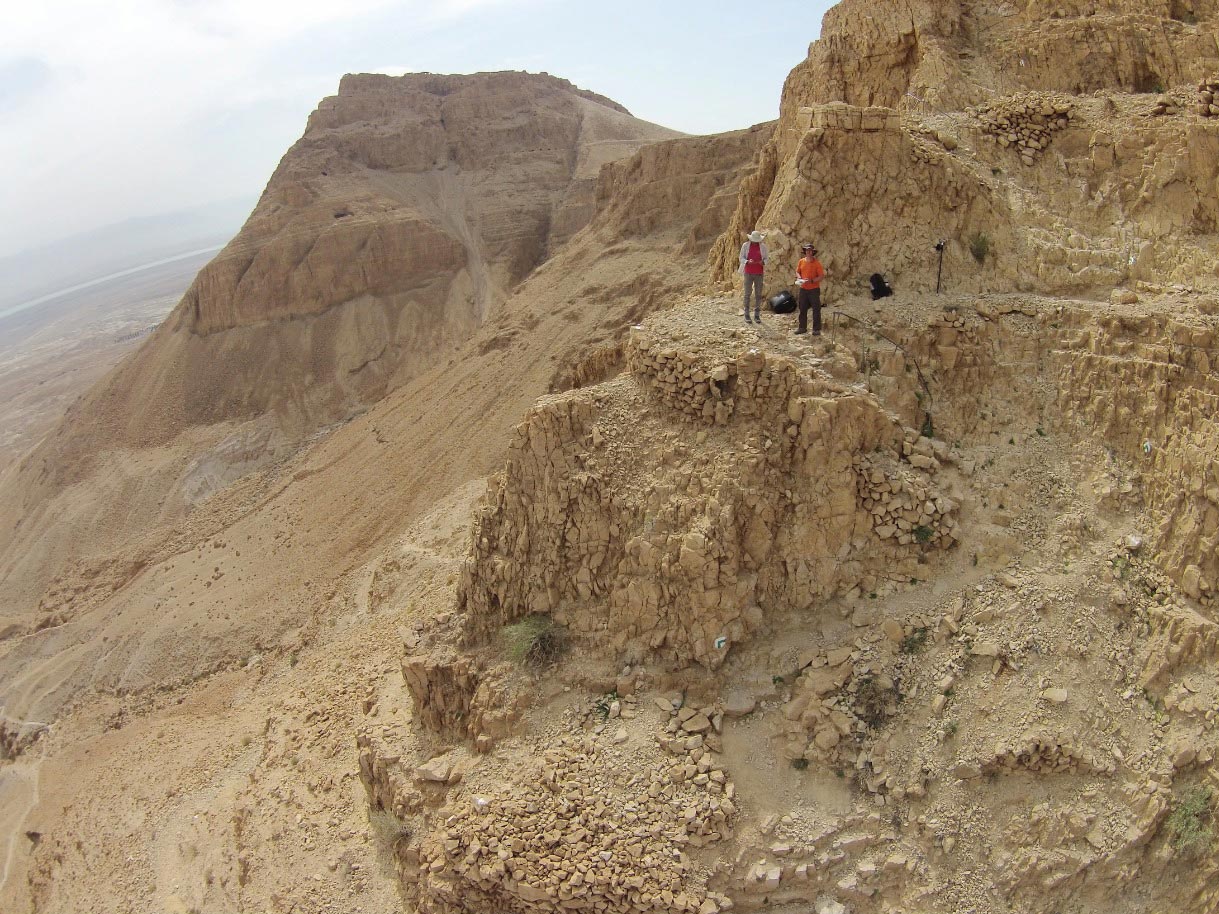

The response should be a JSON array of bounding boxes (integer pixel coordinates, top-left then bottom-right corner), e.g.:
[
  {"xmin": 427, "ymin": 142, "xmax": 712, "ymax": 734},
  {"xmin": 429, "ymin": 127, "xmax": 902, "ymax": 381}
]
[{"xmin": 747, "ymin": 230, "xmax": 765, "ymax": 243}]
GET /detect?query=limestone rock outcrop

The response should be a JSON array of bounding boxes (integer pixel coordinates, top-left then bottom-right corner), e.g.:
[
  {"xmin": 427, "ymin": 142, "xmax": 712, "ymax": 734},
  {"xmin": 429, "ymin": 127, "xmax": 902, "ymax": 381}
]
[
  {"xmin": 711, "ymin": 0, "xmax": 1219, "ymax": 299},
  {"xmin": 453, "ymin": 312, "xmax": 958, "ymax": 672}
]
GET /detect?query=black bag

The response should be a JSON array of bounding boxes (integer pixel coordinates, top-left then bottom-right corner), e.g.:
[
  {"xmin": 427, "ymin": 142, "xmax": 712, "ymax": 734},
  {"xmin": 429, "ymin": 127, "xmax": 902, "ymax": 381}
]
[
  {"xmin": 870, "ymin": 273, "xmax": 894, "ymax": 300},
  {"xmin": 769, "ymin": 290, "xmax": 797, "ymax": 314}
]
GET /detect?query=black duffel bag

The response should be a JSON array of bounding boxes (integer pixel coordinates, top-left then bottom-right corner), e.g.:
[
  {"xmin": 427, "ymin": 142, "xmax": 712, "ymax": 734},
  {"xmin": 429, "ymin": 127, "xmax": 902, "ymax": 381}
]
[{"xmin": 769, "ymin": 290, "xmax": 797, "ymax": 314}]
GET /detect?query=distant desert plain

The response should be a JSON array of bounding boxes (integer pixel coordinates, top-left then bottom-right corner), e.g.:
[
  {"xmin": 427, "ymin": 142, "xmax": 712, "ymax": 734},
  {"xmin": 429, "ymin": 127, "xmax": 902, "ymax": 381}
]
[{"xmin": 0, "ymin": 251, "xmax": 214, "ymax": 476}]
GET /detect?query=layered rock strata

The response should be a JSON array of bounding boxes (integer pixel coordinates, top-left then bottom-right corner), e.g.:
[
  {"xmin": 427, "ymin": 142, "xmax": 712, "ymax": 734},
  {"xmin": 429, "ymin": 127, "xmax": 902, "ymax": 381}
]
[{"xmin": 710, "ymin": 0, "xmax": 1219, "ymax": 299}]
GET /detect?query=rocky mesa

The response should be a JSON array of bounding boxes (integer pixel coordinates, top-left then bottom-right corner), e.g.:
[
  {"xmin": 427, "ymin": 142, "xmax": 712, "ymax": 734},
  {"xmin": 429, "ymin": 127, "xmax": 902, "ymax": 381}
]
[{"xmin": 3, "ymin": 2, "xmax": 1219, "ymax": 914}]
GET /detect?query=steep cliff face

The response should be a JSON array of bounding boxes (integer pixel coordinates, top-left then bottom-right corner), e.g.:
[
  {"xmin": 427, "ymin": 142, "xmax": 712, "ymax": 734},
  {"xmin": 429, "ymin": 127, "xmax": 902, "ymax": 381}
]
[
  {"xmin": 712, "ymin": 0, "xmax": 1219, "ymax": 299},
  {"xmin": 780, "ymin": 0, "xmax": 1219, "ymax": 116}
]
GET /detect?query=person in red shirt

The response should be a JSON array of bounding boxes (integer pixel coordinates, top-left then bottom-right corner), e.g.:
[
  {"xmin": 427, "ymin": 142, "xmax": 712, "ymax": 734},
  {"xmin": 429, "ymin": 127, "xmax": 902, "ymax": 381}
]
[
  {"xmin": 738, "ymin": 230, "xmax": 768, "ymax": 324},
  {"xmin": 795, "ymin": 243, "xmax": 826, "ymax": 336}
]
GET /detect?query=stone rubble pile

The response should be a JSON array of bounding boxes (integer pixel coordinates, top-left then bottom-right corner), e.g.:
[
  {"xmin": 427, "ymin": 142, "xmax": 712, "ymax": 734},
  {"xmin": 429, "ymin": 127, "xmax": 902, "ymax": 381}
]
[
  {"xmin": 978, "ymin": 733, "xmax": 1117, "ymax": 778},
  {"xmin": 403, "ymin": 728, "xmax": 735, "ymax": 914},
  {"xmin": 855, "ymin": 453, "xmax": 959, "ymax": 548},
  {"xmin": 976, "ymin": 94, "xmax": 1073, "ymax": 166},
  {"xmin": 773, "ymin": 646, "xmax": 903, "ymax": 774},
  {"xmin": 1150, "ymin": 93, "xmax": 1184, "ymax": 117},
  {"xmin": 1198, "ymin": 76, "xmax": 1219, "ymax": 117}
]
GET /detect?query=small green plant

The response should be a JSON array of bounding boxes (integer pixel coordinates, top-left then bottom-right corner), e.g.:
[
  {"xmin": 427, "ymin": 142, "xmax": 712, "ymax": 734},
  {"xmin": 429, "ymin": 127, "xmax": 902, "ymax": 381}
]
[
  {"xmin": 991, "ymin": 166, "xmax": 1002, "ymax": 176},
  {"xmin": 1036, "ymin": 426, "xmax": 1046, "ymax": 437},
  {"xmin": 772, "ymin": 674, "xmax": 786, "ymax": 685},
  {"xmin": 968, "ymin": 232, "xmax": 991, "ymax": 264},
  {"xmin": 594, "ymin": 691, "xmax": 619, "ymax": 721},
  {"xmin": 288, "ymin": 652, "xmax": 298, "ymax": 668},
  {"xmin": 1167, "ymin": 786, "xmax": 1214, "ymax": 857},
  {"xmin": 900, "ymin": 626, "xmax": 930, "ymax": 654},
  {"xmin": 1008, "ymin": 437, "xmax": 1016, "ymax": 445},
  {"xmin": 944, "ymin": 720, "xmax": 959, "ymax": 737},
  {"xmin": 869, "ymin": 592, "xmax": 878, "ymax": 600},
  {"xmin": 502, "ymin": 614, "xmax": 566, "ymax": 667},
  {"xmin": 791, "ymin": 757, "xmax": 810, "ymax": 771},
  {"xmin": 921, "ymin": 414, "xmax": 935, "ymax": 440},
  {"xmin": 913, "ymin": 525, "xmax": 934, "ymax": 545}
]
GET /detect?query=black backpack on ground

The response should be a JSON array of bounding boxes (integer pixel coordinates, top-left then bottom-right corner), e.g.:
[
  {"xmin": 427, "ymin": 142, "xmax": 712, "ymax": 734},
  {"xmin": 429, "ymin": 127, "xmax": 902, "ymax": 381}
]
[
  {"xmin": 769, "ymin": 290, "xmax": 797, "ymax": 313},
  {"xmin": 870, "ymin": 273, "xmax": 894, "ymax": 300}
]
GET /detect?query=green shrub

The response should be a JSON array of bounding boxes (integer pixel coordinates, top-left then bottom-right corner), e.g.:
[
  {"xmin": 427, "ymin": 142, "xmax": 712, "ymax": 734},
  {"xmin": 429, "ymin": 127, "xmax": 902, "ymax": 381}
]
[
  {"xmin": 913, "ymin": 525, "xmax": 934, "ymax": 545},
  {"xmin": 968, "ymin": 232, "xmax": 991, "ymax": 264},
  {"xmin": 594, "ymin": 691, "xmax": 618, "ymax": 720},
  {"xmin": 920, "ymin": 414, "xmax": 935, "ymax": 440},
  {"xmin": 502, "ymin": 615, "xmax": 566, "ymax": 667},
  {"xmin": 1168, "ymin": 787, "xmax": 1214, "ymax": 857},
  {"xmin": 900, "ymin": 626, "xmax": 930, "ymax": 653}
]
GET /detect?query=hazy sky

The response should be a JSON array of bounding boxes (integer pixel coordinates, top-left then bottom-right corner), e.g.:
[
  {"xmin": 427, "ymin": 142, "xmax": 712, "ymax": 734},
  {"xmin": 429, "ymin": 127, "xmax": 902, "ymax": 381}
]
[{"xmin": 0, "ymin": 0, "xmax": 834, "ymax": 259}]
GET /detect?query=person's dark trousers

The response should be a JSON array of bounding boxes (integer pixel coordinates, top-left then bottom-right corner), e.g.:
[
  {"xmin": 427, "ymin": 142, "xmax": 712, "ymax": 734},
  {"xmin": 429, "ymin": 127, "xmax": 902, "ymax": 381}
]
[{"xmin": 798, "ymin": 287, "xmax": 822, "ymax": 334}]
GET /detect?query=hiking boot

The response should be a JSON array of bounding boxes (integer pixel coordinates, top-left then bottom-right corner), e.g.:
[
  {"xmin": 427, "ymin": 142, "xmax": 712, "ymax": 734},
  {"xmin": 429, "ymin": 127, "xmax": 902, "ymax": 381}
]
[
  {"xmin": 754, "ymin": 311, "xmax": 761, "ymax": 322},
  {"xmin": 744, "ymin": 314, "xmax": 753, "ymax": 324},
  {"xmin": 794, "ymin": 328, "xmax": 807, "ymax": 335}
]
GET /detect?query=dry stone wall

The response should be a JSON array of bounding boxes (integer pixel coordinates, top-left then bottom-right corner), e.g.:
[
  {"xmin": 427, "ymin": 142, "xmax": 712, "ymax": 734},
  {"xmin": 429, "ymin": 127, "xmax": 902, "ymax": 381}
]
[
  {"xmin": 980, "ymin": 733, "xmax": 1118, "ymax": 778},
  {"xmin": 976, "ymin": 94, "xmax": 1074, "ymax": 166}
]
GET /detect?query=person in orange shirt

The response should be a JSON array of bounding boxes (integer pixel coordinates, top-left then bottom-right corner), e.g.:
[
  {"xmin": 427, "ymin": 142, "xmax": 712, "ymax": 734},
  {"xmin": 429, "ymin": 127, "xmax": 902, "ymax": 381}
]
[{"xmin": 795, "ymin": 242, "xmax": 826, "ymax": 336}]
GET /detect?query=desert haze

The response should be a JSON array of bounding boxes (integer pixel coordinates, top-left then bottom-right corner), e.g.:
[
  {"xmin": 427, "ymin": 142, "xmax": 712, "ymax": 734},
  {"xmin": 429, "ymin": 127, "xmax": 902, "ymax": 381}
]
[{"xmin": 2, "ymin": 2, "xmax": 1219, "ymax": 914}]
